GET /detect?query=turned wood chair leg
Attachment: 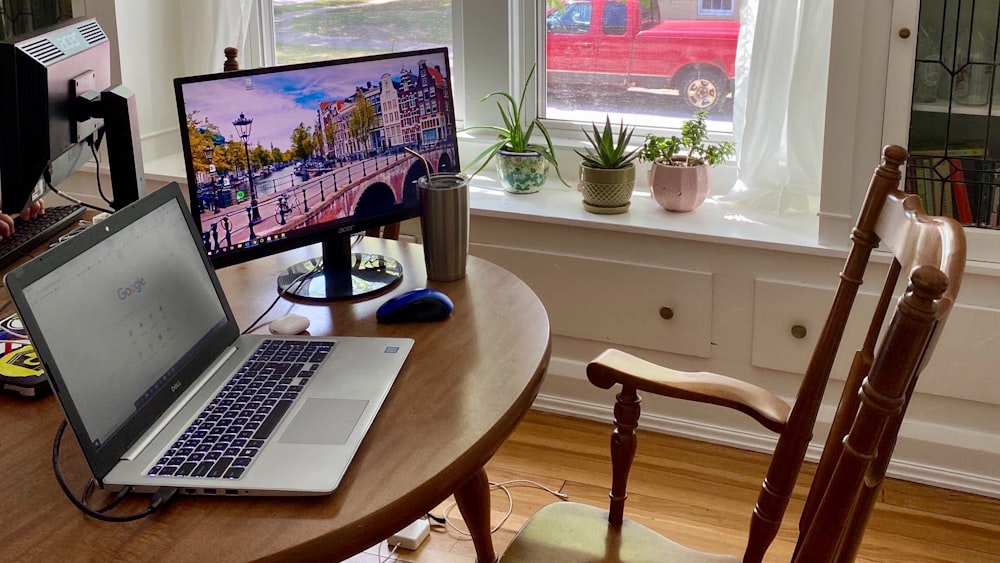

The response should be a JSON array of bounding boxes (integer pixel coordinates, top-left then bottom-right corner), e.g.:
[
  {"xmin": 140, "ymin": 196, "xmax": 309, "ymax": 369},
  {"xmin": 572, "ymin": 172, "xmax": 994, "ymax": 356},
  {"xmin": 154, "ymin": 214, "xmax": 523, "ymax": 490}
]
[{"xmin": 609, "ymin": 386, "xmax": 640, "ymax": 526}]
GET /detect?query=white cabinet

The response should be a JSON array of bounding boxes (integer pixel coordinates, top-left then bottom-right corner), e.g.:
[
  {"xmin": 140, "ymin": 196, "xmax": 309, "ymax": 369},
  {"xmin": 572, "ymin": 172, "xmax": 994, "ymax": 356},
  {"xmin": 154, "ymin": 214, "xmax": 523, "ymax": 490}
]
[
  {"xmin": 468, "ymin": 211, "xmax": 1000, "ymax": 499},
  {"xmin": 884, "ymin": 0, "xmax": 1000, "ymax": 263}
]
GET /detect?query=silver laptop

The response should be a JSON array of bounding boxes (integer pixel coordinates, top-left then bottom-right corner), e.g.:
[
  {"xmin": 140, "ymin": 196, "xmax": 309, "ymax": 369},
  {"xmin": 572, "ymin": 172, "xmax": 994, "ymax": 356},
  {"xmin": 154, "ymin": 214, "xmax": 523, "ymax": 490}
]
[{"xmin": 5, "ymin": 183, "xmax": 412, "ymax": 496}]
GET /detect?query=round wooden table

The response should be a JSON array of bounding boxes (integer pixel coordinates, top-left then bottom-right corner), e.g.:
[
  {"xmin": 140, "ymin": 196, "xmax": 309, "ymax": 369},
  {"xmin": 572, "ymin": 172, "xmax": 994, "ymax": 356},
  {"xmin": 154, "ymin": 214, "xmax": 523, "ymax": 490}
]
[{"xmin": 0, "ymin": 238, "xmax": 551, "ymax": 562}]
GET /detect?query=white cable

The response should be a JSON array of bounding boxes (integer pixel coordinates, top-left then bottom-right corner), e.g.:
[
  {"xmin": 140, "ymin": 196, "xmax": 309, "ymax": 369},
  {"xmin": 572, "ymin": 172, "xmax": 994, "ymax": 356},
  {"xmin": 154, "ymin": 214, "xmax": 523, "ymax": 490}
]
[
  {"xmin": 438, "ymin": 479, "xmax": 568, "ymax": 538},
  {"xmin": 376, "ymin": 541, "xmax": 399, "ymax": 563}
]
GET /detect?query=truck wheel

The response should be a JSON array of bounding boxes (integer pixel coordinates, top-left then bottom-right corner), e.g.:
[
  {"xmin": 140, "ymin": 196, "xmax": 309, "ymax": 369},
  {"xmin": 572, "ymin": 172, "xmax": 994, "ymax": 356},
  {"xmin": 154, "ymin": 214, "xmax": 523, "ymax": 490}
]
[{"xmin": 679, "ymin": 70, "xmax": 726, "ymax": 112}]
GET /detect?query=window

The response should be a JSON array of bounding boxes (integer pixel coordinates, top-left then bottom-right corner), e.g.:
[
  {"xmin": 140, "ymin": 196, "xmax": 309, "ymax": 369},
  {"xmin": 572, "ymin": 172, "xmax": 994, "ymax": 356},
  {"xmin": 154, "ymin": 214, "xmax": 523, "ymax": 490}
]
[
  {"xmin": 257, "ymin": 0, "xmax": 835, "ymax": 232},
  {"xmin": 268, "ymin": 0, "xmax": 453, "ymax": 65},
  {"xmin": 543, "ymin": 0, "xmax": 738, "ymax": 133},
  {"xmin": 699, "ymin": 0, "xmax": 735, "ymax": 17}
]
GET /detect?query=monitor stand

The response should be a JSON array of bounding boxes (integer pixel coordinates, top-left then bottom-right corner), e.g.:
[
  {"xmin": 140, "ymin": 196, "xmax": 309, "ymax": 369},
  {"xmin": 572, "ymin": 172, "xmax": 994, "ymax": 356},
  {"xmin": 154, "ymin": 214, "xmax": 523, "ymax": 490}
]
[{"xmin": 275, "ymin": 235, "xmax": 402, "ymax": 301}]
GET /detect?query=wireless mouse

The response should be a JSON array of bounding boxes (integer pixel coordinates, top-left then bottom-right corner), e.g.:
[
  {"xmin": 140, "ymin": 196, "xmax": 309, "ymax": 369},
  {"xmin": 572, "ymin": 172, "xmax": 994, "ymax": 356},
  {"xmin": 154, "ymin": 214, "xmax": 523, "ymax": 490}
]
[
  {"xmin": 376, "ymin": 288, "xmax": 454, "ymax": 324},
  {"xmin": 268, "ymin": 313, "xmax": 311, "ymax": 335}
]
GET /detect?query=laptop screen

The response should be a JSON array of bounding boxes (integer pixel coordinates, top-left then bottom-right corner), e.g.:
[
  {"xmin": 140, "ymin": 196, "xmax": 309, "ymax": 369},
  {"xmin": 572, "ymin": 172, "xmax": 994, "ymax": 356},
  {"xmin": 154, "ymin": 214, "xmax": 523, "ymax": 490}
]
[{"xmin": 19, "ymin": 194, "xmax": 228, "ymax": 449}]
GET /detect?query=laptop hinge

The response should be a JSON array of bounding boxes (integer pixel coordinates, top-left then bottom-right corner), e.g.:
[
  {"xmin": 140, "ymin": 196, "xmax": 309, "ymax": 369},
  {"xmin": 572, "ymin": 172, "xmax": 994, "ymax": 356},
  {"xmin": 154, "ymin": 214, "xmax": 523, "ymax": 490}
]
[{"xmin": 122, "ymin": 345, "xmax": 239, "ymax": 461}]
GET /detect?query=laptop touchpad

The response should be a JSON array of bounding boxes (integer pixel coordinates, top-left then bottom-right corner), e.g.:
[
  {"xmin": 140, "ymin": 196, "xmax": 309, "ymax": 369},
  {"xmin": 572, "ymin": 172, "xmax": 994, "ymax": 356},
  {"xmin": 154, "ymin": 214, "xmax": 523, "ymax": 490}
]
[{"xmin": 278, "ymin": 398, "xmax": 368, "ymax": 445}]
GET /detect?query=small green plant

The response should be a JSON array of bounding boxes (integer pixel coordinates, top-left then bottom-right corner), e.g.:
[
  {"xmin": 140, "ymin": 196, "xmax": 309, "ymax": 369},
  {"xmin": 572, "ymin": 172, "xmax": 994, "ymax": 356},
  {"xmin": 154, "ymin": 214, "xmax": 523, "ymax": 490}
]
[
  {"xmin": 639, "ymin": 110, "xmax": 736, "ymax": 167},
  {"xmin": 576, "ymin": 116, "xmax": 640, "ymax": 170},
  {"xmin": 464, "ymin": 64, "xmax": 566, "ymax": 184}
]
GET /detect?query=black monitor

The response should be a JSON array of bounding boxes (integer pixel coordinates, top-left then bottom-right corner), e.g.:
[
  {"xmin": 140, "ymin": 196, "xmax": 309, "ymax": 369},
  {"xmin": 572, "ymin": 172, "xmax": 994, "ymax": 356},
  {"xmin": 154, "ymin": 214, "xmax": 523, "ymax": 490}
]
[
  {"xmin": 0, "ymin": 17, "xmax": 145, "ymax": 215},
  {"xmin": 174, "ymin": 47, "xmax": 459, "ymax": 302}
]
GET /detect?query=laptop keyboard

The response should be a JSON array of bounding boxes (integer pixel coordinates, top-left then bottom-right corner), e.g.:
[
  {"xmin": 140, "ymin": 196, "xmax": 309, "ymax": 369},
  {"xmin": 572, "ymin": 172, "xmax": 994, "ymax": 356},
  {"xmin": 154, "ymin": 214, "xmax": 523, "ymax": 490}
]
[{"xmin": 147, "ymin": 339, "xmax": 333, "ymax": 480}]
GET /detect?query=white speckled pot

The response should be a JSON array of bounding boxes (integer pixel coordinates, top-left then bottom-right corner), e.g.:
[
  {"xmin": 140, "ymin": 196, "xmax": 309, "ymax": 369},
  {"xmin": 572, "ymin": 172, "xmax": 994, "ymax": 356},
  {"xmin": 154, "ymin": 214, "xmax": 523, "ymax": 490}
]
[
  {"xmin": 648, "ymin": 157, "xmax": 710, "ymax": 212},
  {"xmin": 496, "ymin": 150, "xmax": 549, "ymax": 194}
]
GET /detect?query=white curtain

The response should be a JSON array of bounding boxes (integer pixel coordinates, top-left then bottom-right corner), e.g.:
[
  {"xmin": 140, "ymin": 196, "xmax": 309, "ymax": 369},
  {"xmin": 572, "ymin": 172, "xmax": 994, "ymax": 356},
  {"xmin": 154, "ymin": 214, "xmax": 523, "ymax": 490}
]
[
  {"xmin": 179, "ymin": 0, "xmax": 255, "ymax": 75},
  {"xmin": 724, "ymin": 0, "xmax": 834, "ymax": 215}
]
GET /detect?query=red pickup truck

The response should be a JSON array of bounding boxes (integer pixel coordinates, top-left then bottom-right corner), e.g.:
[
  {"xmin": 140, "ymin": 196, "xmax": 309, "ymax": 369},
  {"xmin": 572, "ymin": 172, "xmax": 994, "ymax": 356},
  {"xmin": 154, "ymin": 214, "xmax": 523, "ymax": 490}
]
[{"xmin": 546, "ymin": 0, "xmax": 738, "ymax": 111}]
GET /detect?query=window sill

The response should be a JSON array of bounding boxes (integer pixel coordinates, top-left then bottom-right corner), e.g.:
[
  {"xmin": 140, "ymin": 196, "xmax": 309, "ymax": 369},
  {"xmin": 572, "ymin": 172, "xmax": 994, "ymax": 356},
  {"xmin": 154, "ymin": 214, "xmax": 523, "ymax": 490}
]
[
  {"xmin": 143, "ymin": 149, "xmax": 833, "ymax": 258},
  {"xmin": 466, "ymin": 170, "xmax": 840, "ymax": 259}
]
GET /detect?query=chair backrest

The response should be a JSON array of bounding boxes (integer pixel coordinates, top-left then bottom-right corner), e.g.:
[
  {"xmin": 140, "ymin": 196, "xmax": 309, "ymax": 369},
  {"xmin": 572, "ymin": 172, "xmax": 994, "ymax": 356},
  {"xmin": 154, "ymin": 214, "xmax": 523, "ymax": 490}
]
[{"xmin": 743, "ymin": 144, "xmax": 965, "ymax": 562}]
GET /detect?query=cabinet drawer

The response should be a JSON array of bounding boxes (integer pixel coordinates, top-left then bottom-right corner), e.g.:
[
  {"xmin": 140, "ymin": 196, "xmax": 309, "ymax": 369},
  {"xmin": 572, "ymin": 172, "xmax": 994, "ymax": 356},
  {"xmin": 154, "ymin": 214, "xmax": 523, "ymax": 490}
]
[
  {"xmin": 471, "ymin": 245, "xmax": 714, "ymax": 358},
  {"xmin": 751, "ymin": 279, "xmax": 863, "ymax": 378},
  {"xmin": 752, "ymin": 279, "xmax": 1000, "ymax": 405}
]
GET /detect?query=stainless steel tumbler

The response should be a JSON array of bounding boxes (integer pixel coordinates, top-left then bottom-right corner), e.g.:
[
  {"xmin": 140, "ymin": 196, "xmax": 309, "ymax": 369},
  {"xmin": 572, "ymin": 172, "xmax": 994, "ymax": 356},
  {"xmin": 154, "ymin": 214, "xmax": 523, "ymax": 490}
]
[{"xmin": 418, "ymin": 173, "xmax": 469, "ymax": 281}]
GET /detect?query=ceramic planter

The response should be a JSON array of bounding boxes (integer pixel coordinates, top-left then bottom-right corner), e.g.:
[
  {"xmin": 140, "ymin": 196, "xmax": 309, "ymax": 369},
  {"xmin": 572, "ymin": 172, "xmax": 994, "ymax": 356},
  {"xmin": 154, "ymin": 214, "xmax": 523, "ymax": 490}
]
[
  {"xmin": 648, "ymin": 157, "xmax": 710, "ymax": 212},
  {"xmin": 579, "ymin": 163, "xmax": 636, "ymax": 214},
  {"xmin": 496, "ymin": 150, "xmax": 549, "ymax": 194}
]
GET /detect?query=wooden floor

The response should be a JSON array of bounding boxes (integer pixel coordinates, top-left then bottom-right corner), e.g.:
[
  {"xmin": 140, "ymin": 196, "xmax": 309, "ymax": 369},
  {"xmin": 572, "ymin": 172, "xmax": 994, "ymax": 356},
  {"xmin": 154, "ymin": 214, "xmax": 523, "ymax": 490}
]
[{"xmin": 347, "ymin": 410, "xmax": 1000, "ymax": 562}]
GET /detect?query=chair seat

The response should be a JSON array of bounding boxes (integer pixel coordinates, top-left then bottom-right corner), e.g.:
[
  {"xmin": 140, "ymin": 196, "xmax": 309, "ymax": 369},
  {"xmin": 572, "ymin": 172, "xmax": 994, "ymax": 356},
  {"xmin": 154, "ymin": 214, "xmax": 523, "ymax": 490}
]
[{"xmin": 500, "ymin": 502, "xmax": 741, "ymax": 563}]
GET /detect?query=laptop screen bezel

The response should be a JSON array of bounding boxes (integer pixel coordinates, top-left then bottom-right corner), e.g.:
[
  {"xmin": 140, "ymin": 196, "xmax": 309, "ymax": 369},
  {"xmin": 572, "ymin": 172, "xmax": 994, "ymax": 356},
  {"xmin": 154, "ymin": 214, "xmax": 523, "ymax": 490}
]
[{"xmin": 4, "ymin": 184, "xmax": 241, "ymax": 483}]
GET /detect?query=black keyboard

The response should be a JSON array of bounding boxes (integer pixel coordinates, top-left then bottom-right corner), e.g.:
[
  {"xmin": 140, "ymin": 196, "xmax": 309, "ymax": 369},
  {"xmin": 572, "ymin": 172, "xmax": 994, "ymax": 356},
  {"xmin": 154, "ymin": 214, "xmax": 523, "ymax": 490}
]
[
  {"xmin": 147, "ymin": 339, "xmax": 334, "ymax": 480},
  {"xmin": 0, "ymin": 205, "xmax": 87, "ymax": 269}
]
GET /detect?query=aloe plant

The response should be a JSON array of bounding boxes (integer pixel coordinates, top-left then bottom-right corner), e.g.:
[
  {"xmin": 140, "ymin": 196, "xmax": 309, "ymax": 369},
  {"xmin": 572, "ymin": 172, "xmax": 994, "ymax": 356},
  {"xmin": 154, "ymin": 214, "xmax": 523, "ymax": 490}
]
[
  {"xmin": 464, "ymin": 64, "xmax": 567, "ymax": 185},
  {"xmin": 576, "ymin": 116, "xmax": 640, "ymax": 170}
]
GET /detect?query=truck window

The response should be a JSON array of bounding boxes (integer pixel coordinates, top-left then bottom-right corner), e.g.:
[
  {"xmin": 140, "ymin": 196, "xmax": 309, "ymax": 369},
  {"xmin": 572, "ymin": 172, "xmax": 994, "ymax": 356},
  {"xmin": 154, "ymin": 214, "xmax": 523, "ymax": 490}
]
[
  {"xmin": 602, "ymin": 1, "xmax": 628, "ymax": 36},
  {"xmin": 639, "ymin": 0, "xmax": 660, "ymax": 31},
  {"xmin": 547, "ymin": 2, "xmax": 592, "ymax": 34}
]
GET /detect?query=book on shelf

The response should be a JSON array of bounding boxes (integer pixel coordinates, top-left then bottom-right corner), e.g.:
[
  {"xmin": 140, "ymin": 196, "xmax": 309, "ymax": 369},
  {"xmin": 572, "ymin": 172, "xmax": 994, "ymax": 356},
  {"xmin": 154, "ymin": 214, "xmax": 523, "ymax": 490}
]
[
  {"xmin": 949, "ymin": 159, "xmax": 974, "ymax": 225},
  {"xmin": 906, "ymin": 149, "xmax": 1000, "ymax": 226},
  {"xmin": 906, "ymin": 156, "xmax": 936, "ymax": 214}
]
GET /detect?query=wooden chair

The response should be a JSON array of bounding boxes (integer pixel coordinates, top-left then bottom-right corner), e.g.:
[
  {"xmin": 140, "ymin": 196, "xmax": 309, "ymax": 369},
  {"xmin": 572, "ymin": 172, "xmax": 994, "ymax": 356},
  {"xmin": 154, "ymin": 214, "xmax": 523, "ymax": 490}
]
[
  {"xmin": 500, "ymin": 145, "xmax": 966, "ymax": 563},
  {"xmin": 365, "ymin": 222, "xmax": 401, "ymax": 240}
]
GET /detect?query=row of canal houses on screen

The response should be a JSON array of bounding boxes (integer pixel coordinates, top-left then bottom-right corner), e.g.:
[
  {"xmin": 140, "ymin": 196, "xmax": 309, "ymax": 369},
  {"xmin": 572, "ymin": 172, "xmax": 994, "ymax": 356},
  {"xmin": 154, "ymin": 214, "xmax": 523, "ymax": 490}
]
[{"xmin": 316, "ymin": 59, "xmax": 454, "ymax": 162}]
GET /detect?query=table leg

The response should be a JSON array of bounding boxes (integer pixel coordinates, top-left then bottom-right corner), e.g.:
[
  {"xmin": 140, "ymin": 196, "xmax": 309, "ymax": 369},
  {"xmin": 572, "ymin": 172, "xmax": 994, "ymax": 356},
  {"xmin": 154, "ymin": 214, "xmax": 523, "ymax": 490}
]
[{"xmin": 454, "ymin": 467, "xmax": 497, "ymax": 563}]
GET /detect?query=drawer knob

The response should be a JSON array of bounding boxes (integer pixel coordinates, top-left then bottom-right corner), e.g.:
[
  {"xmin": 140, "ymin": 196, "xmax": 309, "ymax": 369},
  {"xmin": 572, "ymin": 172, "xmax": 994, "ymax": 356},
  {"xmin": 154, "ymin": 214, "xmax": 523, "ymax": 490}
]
[
  {"xmin": 791, "ymin": 324, "xmax": 808, "ymax": 339},
  {"xmin": 898, "ymin": 27, "xmax": 911, "ymax": 39},
  {"xmin": 659, "ymin": 306, "xmax": 674, "ymax": 320}
]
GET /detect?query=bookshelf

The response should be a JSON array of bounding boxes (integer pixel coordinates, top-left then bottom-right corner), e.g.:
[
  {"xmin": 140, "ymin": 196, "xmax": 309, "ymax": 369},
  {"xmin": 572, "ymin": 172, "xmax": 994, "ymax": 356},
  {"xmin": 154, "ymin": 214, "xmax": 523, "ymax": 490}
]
[{"xmin": 903, "ymin": 0, "xmax": 1000, "ymax": 245}]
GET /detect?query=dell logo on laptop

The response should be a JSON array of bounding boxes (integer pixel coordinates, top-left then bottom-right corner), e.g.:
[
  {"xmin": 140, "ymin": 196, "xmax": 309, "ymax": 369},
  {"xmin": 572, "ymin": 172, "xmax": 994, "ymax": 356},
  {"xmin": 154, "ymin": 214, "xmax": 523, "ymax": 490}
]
[{"xmin": 171, "ymin": 381, "xmax": 182, "ymax": 393}]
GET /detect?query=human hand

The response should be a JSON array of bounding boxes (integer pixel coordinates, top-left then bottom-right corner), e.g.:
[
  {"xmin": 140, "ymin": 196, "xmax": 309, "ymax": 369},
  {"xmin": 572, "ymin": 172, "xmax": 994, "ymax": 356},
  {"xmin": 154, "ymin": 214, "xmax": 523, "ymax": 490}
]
[
  {"xmin": 20, "ymin": 199, "xmax": 45, "ymax": 222},
  {"xmin": 0, "ymin": 213, "xmax": 13, "ymax": 239},
  {"xmin": 0, "ymin": 199, "xmax": 45, "ymax": 240}
]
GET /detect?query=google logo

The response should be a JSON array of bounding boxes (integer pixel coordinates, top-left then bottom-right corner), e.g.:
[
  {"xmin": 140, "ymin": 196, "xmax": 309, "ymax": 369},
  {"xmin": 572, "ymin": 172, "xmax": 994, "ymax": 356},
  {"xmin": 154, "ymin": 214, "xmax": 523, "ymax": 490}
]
[{"xmin": 118, "ymin": 277, "xmax": 146, "ymax": 300}]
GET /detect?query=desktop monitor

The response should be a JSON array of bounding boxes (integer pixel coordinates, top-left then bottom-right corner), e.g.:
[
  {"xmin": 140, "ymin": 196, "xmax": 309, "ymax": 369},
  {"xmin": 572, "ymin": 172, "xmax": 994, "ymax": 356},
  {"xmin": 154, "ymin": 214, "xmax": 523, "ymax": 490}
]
[
  {"xmin": 174, "ymin": 47, "xmax": 459, "ymax": 302},
  {"xmin": 0, "ymin": 17, "xmax": 145, "ymax": 214}
]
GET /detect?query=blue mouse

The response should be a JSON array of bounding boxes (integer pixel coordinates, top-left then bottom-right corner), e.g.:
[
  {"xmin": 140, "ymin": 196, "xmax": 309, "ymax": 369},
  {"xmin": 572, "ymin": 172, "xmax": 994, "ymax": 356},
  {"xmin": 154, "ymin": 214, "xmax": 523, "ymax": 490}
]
[{"xmin": 376, "ymin": 288, "xmax": 454, "ymax": 323}]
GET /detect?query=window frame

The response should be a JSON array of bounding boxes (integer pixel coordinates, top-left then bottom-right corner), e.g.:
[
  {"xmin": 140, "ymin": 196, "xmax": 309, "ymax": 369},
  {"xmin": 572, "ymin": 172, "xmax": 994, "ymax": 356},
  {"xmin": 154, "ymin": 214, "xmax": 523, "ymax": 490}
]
[
  {"xmin": 252, "ymin": 0, "xmax": 908, "ymax": 263},
  {"xmin": 698, "ymin": 0, "xmax": 735, "ymax": 18}
]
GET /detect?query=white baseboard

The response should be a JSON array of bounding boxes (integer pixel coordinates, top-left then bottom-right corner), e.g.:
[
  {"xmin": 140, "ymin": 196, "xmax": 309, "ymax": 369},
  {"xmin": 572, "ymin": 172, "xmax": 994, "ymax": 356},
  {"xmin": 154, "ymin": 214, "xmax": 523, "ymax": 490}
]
[{"xmin": 532, "ymin": 363, "xmax": 1000, "ymax": 500}]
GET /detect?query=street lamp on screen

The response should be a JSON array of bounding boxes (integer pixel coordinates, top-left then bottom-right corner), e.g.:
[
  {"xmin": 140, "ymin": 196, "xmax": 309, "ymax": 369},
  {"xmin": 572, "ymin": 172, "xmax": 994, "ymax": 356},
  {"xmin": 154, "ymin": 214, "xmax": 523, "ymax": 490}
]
[{"xmin": 233, "ymin": 112, "xmax": 261, "ymax": 224}]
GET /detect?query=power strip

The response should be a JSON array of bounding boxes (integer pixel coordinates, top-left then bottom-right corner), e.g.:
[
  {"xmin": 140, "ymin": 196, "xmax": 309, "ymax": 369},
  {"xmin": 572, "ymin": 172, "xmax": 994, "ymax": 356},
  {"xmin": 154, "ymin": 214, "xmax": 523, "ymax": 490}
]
[{"xmin": 388, "ymin": 518, "xmax": 431, "ymax": 551}]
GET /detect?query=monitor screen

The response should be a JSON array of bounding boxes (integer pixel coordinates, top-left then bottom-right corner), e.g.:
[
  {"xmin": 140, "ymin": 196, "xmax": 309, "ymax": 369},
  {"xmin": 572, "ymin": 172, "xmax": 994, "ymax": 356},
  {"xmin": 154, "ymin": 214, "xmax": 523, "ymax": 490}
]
[{"xmin": 174, "ymin": 48, "xmax": 459, "ymax": 301}]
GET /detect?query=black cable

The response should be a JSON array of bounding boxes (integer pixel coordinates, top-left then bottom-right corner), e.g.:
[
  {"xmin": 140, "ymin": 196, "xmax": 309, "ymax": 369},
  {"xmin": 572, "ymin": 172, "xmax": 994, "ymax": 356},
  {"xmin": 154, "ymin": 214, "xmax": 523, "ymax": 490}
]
[
  {"xmin": 89, "ymin": 137, "xmax": 114, "ymax": 206},
  {"xmin": 82, "ymin": 478, "xmax": 131, "ymax": 513},
  {"xmin": 44, "ymin": 181, "xmax": 115, "ymax": 215},
  {"xmin": 53, "ymin": 420, "xmax": 178, "ymax": 522},
  {"xmin": 241, "ymin": 265, "xmax": 321, "ymax": 334},
  {"xmin": 426, "ymin": 512, "xmax": 446, "ymax": 524}
]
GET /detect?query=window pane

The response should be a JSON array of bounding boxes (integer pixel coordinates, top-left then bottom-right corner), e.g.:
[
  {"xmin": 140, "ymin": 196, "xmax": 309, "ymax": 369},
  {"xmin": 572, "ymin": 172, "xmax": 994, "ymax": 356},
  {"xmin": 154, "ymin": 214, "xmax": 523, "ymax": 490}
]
[
  {"xmin": 273, "ymin": 0, "xmax": 452, "ymax": 65},
  {"xmin": 544, "ymin": 0, "xmax": 736, "ymax": 132}
]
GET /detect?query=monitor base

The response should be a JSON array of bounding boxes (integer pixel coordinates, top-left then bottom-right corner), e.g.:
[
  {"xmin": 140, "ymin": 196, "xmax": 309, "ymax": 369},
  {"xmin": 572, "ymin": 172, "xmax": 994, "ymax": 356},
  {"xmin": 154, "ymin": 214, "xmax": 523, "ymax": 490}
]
[{"xmin": 276, "ymin": 252, "xmax": 402, "ymax": 301}]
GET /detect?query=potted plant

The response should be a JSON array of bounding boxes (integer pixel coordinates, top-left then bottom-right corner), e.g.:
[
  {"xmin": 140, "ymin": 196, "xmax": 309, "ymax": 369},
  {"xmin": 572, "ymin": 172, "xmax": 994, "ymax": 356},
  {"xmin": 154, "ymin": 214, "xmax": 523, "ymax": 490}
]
[
  {"xmin": 639, "ymin": 110, "xmax": 736, "ymax": 212},
  {"xmin": 465, "ymin": 64, "xmax": 566, "ymax": 193},
  {"xmin": 576, "ymin": 116, "xmax": 640, "ymax": 214}
]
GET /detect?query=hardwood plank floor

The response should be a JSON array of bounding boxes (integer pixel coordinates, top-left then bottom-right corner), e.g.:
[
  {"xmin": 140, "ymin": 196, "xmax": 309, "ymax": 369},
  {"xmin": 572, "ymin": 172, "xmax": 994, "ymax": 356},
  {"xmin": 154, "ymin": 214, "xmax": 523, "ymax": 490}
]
[{"xmin": 348, "ymin": 410, "xmax": 1000, "ymax": 562}]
